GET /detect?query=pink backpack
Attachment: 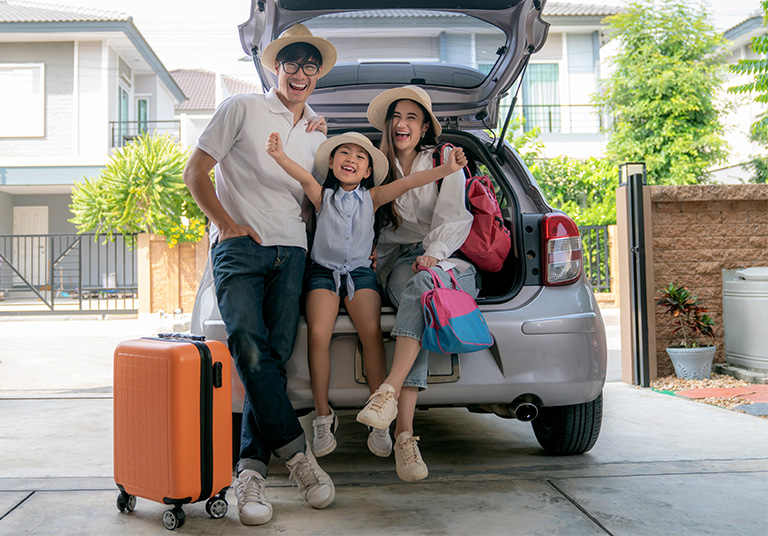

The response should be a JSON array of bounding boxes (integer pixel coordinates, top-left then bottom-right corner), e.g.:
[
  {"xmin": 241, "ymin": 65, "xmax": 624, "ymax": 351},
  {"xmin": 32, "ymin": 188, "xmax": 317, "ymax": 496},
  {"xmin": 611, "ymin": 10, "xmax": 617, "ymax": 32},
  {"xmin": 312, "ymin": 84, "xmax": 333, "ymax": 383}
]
[{"xmin": 433, "ymin": 144, "xmax": 512, "ymax": 272}]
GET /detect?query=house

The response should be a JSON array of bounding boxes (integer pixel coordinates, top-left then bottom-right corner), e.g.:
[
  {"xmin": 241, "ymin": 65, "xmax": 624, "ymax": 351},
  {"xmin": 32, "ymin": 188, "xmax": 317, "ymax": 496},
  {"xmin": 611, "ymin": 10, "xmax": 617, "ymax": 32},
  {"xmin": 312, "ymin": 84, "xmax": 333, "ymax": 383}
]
[
  {"xmin": 0, "ymin": 0, "xmax": 184, "ymax": 307},
  {"xmin": 170, "ymin": 68, "xmax": 260, "ymax": 148},
  {"xmin": 712, "ymin": 10, "xmax": 768, "ymax": 184}
]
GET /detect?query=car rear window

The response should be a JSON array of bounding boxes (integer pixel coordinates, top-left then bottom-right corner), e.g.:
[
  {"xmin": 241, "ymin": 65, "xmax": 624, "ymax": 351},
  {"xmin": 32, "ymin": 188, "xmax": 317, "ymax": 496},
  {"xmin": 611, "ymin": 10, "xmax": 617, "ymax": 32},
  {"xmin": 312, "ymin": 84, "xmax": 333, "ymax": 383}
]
[{"xmin": 303, "ymin": 10, "xmax": 506, "ymax": 89}]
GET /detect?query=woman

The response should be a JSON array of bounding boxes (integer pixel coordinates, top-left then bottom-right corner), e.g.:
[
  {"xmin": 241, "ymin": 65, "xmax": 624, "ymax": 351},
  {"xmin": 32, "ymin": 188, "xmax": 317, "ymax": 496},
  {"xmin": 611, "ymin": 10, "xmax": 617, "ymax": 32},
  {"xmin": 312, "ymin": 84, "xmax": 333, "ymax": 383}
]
[{"xmin": 356, "ymin": 85, "xmax": 477, "ymax": 481}]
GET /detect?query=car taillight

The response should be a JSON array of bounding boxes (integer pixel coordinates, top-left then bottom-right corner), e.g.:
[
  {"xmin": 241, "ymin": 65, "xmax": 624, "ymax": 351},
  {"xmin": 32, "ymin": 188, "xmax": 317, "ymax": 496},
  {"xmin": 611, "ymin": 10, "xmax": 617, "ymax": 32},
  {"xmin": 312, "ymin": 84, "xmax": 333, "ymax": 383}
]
[{"xmin": 542, "ymin": 214, "xmax": 582, "ymax": 286}]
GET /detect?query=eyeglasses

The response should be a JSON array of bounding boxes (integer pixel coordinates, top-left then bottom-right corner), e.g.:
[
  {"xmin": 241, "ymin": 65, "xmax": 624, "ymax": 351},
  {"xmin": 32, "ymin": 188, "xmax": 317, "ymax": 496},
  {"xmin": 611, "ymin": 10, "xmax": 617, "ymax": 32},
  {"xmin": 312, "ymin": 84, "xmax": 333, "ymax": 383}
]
[{"xmin": 279, "ymin": 61, "xmax": 320, "ymax": 76}]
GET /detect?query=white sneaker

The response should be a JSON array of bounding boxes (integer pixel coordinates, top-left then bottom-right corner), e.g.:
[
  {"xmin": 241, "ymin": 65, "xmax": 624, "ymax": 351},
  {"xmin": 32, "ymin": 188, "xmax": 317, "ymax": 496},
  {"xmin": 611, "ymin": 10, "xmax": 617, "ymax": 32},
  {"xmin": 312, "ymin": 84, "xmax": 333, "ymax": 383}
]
[
  {"xmin": 367, "ymin": 426, "xmax": 393, "ymax": 457},
  {"xmin": 234, "ymin": 470, "xmax": 273, "ymax": 525},
  {"xmin": 286, "ymin": 445, "xmax": 335, "ymax": 509},
  {"xmin": 394, "ymin": 431, "xmax": 428, "ymax": 482},
  {"xmin": 356, "ymin": 383, "xmax": 397, "ymax": 429},
  {"xmin": 312, "ymin": 409, "xmax": 338, "ymax": 457}
]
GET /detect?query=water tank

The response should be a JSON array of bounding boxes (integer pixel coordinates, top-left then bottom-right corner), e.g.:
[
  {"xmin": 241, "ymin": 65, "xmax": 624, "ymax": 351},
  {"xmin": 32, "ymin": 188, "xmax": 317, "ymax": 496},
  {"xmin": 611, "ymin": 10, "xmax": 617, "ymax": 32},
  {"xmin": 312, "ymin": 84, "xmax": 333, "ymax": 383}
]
[{"xmin": 723, "ymin": 267, "xmax": 768, "ymax": 370}]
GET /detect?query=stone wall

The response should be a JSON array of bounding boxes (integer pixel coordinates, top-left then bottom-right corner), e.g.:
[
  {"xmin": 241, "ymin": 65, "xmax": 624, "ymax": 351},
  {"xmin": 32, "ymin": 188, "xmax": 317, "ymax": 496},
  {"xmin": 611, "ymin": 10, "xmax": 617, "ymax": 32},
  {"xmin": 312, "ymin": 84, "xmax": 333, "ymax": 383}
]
[{"xmin": 650, "ymin": 185, "xmax": 768, "ymax": 376}]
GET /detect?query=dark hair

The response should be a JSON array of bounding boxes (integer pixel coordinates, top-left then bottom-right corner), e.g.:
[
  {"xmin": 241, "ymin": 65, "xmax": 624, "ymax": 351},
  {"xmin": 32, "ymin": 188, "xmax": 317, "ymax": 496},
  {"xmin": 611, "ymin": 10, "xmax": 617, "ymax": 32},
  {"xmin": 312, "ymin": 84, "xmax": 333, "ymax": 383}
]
[
  {"xmin": 377, "ymin": 98, "xmax": 439, "ymax": 229},
  {"xmin": 276, "ymin": 42, "xmax": 322, "ymax": 65}
]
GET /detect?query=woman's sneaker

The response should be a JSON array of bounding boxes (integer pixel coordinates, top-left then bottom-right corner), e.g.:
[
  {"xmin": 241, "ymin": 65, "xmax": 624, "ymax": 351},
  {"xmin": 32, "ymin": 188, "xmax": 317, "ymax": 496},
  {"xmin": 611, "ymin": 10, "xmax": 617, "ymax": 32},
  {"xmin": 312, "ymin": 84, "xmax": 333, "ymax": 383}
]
[
  {"xmin": 367, "ymin": 426, "xmax": 393, "ymax": 457},
  {"xmin": 285, "ymin": 445, "xmax": 335, "ymax": 509},
  {"xmin": 234, "ymin": 470, "xmax": 273, "ymax": 525},
  {"xmin": 312, "ymin": 408, "xmax": 338, "ymax": 457},
  {"xmin": 356, "ymin": 383, "xmax": 397, "ymax": 429},
  {"xmin": 394, "ymin": 431, "xmax": 428, "ymax": 482}
]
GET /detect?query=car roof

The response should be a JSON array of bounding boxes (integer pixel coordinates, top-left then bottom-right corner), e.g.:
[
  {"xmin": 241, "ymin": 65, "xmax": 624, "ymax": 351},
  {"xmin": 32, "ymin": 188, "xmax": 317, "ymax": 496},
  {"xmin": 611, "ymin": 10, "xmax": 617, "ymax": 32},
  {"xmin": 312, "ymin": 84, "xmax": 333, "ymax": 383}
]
[{"xmin": 239, "ymin": 0, "xmax": 550, "ymax": 130}]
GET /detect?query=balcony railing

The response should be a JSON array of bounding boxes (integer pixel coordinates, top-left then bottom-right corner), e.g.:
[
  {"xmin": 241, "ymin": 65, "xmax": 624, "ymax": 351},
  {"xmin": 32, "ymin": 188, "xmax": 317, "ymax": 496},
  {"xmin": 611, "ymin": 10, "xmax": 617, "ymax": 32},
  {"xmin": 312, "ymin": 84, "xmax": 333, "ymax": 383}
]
[
  {"xmin": 501, "ymin": 104, "xmax": 612, "ymax": 135},
  {"xmin": 109, "ymin": 120, "xmax": 181, "ymax": 147}
]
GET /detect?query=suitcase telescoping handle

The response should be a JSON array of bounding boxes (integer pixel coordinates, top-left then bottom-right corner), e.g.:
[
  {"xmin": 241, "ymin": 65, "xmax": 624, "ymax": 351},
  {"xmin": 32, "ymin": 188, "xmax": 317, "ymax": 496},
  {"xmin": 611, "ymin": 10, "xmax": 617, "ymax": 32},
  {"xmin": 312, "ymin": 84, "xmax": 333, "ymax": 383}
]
[{"xmin": 151, "ymin": 333, "xmax": 223, "ymax": 388}]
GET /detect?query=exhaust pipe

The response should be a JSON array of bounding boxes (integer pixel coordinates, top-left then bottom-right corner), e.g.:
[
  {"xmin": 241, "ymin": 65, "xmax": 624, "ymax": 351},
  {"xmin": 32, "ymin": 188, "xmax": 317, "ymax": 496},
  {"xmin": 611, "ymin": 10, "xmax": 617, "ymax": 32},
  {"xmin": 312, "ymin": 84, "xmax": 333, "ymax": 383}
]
[{"xmin": 512, "ymin": 401, "xmax": 538, "ymax": 422}]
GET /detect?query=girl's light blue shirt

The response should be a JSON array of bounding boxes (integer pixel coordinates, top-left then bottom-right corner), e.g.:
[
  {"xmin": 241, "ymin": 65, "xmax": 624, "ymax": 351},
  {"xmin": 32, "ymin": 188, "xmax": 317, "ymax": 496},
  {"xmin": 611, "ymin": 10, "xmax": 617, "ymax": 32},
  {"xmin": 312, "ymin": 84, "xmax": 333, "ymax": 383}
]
[{"xmin": 310, "ymin": 186, "xmax": 375, "ymax": 299}]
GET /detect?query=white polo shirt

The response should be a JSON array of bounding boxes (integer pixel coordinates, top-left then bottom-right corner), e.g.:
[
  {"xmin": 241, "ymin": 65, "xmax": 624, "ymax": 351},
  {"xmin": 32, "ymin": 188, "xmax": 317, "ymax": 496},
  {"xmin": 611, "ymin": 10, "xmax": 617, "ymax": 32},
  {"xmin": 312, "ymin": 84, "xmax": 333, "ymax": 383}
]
[{"xmin": 197, "ymin": 88, "xmax": 325, "ymax": 249}]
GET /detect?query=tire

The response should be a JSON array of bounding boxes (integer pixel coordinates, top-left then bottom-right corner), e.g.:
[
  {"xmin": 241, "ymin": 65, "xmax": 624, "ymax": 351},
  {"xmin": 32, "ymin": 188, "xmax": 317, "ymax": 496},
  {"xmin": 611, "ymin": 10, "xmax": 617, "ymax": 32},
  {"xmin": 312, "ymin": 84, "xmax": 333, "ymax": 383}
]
[
  {"xmin": 532, "ymin": 393, "xmax": 603, "ymax": 455},
  {"xmin": 162, "ymin": 509, "xmax": 178, "ymax": 531}
]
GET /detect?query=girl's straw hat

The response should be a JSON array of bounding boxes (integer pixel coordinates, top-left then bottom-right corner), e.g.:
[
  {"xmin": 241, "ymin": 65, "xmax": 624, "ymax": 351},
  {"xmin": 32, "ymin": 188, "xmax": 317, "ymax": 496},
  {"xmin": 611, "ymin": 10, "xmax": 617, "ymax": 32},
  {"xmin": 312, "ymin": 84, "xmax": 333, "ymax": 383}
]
[
  {"xmin": 260, "ymin": 24, "xmax": 337, "ymax": 78},
  {"xmin": 366, "ymin": 85, "xmax": 442, "ymax": 136},
  {"xmin": 315, "ymin": 132, "xmax": 389, "ymax": 186}
]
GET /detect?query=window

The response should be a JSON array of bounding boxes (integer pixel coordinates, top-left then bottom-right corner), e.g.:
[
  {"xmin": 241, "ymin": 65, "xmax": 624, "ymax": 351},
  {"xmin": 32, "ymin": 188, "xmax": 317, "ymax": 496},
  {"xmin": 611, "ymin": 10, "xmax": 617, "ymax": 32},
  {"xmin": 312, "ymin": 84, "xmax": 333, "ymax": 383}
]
[
  {"xmin": 0, "ymin": 64, "xmax": 45, "ymax": 137},
  {"xmin": 136, "ymin": 98, "xmax": 149, "ymax": 134},
  {"xmin": 522, "ymin": 64, "xmax": 560, "ymax": 133},
  {"xmin": 118, "ymin": 85, "xmax": 130, "ymax": 141}
]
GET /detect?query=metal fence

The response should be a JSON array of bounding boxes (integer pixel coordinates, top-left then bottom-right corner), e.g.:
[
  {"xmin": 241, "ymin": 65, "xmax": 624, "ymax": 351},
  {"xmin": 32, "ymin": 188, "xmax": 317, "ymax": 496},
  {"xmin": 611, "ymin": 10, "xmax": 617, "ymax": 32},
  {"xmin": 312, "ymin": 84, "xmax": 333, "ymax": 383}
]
[
  {"xmin": 579, "ymin": 225, "xmax": 611, "ymax": 293},
  {"xmin": 108, "ymin": 120, "xmax": 180, "ymax": 148},
  {"xmin": 0, "ymin": 233, "xmax": 138, "ymax": 315}
]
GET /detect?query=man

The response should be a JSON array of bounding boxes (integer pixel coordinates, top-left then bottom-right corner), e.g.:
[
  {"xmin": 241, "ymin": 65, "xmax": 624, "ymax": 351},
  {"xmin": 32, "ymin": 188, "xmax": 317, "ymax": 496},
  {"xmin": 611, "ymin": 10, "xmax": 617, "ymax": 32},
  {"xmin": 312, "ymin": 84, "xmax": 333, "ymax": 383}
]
[{"xmin": 183, "ymin": 24, "xmax": 337, "ymax": 526}]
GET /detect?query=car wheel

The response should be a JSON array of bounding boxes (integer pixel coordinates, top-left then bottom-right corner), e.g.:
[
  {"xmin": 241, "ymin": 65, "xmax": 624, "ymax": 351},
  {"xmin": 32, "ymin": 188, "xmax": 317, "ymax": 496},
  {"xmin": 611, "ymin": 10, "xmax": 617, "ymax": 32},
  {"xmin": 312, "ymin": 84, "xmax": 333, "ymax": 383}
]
[{"xmin": 532, "ymin": 393, "xmax": 603, "ymax": 455}]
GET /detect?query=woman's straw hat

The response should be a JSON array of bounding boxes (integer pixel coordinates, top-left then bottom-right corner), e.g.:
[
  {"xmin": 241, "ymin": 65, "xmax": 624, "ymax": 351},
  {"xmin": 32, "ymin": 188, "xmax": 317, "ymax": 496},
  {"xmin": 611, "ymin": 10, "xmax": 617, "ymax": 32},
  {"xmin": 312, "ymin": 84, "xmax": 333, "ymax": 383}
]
[
  {"xmin": 366, "ymin": 85, "xmax": 442, "ymax": 136},
  {"xmin": 315, "ymin": 132, "xmax": 389, "ymax": 186},
  {"xmin": 260, "ymin": 24, "xmax": 337, "ymax": 78}
]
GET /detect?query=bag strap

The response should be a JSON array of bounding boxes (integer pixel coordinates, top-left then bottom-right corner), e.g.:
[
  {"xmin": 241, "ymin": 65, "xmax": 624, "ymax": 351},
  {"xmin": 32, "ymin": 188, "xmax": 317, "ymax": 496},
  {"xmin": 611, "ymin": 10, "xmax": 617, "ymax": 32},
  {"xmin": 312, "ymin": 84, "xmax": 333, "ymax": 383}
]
[{"xmin": 418, "ymin": 266, "xmax": 459, "ymax": 290}]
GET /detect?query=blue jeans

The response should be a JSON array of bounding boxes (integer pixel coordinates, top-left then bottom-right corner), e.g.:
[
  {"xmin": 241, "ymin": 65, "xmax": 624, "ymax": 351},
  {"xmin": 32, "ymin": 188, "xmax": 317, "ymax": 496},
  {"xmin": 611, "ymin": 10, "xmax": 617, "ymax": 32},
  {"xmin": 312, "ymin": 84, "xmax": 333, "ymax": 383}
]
[
  {"xmin": 384, "ymin": 244, "xmax": 478, "ymax": 390},
  {"xmin": 211, "ymin": 236, "xmax": 306, "ymax": 477}
]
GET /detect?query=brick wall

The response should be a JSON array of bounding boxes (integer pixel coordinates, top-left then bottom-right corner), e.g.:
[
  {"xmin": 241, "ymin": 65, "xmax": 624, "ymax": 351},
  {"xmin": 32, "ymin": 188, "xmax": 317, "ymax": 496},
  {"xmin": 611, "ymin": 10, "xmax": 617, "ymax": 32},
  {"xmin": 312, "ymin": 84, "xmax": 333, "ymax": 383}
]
[{"xmin": 650, "ymin": 185, "xmax": 768, "ymax": 377}]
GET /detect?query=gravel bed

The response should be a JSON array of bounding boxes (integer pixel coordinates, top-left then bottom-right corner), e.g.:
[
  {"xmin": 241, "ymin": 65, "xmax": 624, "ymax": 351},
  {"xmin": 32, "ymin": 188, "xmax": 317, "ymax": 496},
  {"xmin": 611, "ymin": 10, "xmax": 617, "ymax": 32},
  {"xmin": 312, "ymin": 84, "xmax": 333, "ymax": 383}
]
[{"xmin": 651, "ymin": 373, "xmax": 758, "ymax": 413}]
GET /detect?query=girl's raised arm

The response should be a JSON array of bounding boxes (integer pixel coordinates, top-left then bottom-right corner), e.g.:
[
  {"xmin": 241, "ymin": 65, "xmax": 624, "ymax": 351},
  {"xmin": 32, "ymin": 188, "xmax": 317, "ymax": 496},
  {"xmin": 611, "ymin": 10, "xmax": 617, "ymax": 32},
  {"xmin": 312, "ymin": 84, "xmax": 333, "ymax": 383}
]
[
  {"xmin": 370, "ymin": 147, "xmax": 467, "ymax": 210},
  {"xmin": 266, "ymin": 132, "xmax": 323, "ymax": 210}
]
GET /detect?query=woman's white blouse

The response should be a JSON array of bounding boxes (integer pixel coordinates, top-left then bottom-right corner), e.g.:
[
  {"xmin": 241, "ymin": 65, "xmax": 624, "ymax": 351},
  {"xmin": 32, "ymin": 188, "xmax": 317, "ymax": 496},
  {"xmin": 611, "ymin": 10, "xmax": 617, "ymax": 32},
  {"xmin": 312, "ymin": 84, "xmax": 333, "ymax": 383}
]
[{"xmin": 377, "ymin": 146, "xmax": 472, "ymax": 265}]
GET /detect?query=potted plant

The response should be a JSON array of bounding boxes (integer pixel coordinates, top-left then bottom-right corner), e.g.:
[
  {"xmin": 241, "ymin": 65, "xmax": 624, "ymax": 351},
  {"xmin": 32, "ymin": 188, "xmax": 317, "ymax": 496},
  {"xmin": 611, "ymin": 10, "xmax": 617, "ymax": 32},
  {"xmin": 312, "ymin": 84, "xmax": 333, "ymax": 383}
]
[{"xmin": 656, "ymin": 283, "xmax": 717, "ymax": 379}]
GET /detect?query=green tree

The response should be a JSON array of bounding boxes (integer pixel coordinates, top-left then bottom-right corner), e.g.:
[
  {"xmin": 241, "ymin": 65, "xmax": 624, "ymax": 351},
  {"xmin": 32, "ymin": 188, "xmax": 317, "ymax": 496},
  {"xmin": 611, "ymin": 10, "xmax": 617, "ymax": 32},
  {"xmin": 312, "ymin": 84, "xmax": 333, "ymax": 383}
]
[
  {"xmin": 728, "ymin": 0, "xmax": 768, "ymax": 184},
  {"xmin": 70, "ymin": 133, "xmax": 206, "ymax": 246},
  {"xmin": 596, "ymin": 0, "xmax": 729, "ymax": 184},
  {"xmin": 504, "ymin": 117, "xmax": 618, "ymax": 226}
]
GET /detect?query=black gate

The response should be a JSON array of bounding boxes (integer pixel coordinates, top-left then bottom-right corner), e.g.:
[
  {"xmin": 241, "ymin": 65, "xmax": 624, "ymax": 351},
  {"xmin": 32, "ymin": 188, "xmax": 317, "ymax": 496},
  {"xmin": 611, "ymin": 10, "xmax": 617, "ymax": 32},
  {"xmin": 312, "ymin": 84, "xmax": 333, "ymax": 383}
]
[
  {"xmin": 0, "ymin": 234, "xmax": 138, "ymax": 315},
  {"xmin": 579, "ymin": 225, "xmax": 611, "ymax": 293}
]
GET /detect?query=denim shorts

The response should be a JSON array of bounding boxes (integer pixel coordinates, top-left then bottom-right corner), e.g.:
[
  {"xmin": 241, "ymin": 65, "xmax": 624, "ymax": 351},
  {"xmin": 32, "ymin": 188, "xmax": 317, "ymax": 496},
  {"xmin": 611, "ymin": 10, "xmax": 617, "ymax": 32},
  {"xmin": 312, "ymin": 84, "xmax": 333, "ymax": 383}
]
[{"xmin": 305, "ymin": 262, "xmax": 381, "ymax": 300}]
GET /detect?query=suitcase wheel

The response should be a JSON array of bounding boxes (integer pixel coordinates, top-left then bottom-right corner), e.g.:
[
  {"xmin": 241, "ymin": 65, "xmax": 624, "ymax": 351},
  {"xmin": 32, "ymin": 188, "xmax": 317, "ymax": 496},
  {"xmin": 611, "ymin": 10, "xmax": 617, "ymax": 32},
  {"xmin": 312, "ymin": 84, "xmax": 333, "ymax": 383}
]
[
  {"xmin": 116, "ymin": 491, "xmax": 136, "ymax": 513},
  {"xmin": 162, "ymin": 507, "xmax": 186, "ymax": 531},
  {"xmin": 205, "ymin": 496, "xmax": 228, "ymax": 519}
]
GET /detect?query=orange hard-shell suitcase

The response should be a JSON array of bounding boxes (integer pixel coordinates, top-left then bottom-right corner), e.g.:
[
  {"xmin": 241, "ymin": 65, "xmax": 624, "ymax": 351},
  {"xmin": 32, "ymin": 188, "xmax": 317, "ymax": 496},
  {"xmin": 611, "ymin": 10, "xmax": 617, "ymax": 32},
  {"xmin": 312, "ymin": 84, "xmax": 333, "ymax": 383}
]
[{"xmin": 113, "ymin": 335, "xmax": 232, "ymax": 530}]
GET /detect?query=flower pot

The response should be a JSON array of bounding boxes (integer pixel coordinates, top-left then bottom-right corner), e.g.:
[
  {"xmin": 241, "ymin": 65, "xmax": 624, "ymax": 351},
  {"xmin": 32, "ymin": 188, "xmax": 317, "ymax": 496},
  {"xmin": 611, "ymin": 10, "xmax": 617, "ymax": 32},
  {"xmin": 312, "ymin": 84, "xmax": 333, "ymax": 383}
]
[{"xmin": 665, "ymin": 346, "xmax": 717, "ymax": 380}]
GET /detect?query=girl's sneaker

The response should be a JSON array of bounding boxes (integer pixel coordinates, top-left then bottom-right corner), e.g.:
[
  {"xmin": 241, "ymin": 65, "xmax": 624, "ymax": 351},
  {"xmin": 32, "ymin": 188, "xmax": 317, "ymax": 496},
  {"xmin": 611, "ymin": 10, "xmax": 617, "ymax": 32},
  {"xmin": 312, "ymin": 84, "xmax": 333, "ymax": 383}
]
[
  {"xmin": 394, "ymin": 431, "xmax": 428, "ymax": 482},
  {"xmin": 356, "ymin": 383, "xmax": 397, "ymax": 429},
  {"xmin": 367, "ymin": 426, "xmax": 393, "ymax": 457},
  {"xmin": 312, "ymin": 408, "xmax": 338, "ymax": 457}
]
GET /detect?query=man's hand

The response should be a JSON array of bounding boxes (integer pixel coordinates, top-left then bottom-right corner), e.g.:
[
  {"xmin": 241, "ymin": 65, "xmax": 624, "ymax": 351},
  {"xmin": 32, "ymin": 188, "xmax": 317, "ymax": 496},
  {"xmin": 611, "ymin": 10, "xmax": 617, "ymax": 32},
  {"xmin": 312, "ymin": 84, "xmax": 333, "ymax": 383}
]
[
  {"xmin": 447, "ymin": 147, "xmax": 467, "ymax": 173},
  {"xmin": 218, "ymin": 221, "xmax": 262, "ymax": 245},
  {"xmin": 412, "ymin": 254, "xmax": 438, "ymax": 273},
  {"xmin": 265, "ymin": 132, "xmax": 284, "ymax": 160},
  {"xmin": 305, "ymin": 115, "xmax": 327, "ymax": 135}
]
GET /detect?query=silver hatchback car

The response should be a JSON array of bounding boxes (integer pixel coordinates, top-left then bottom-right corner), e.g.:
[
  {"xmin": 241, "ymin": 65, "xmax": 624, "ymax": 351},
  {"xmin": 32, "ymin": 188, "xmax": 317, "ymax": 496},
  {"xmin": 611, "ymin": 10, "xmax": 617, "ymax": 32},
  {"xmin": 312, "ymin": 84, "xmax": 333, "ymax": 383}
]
[{"xmin": 193, "ymin": 0, "xmax": 607, "ymax": 456}]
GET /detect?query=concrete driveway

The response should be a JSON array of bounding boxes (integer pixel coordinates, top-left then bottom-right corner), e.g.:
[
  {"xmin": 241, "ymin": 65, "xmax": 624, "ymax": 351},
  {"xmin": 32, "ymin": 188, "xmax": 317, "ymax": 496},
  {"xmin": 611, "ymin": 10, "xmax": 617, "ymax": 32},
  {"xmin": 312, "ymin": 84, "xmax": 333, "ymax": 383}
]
[{"xmin": 0, "ymin": 312, "xmax": 766, "ymax": 535}]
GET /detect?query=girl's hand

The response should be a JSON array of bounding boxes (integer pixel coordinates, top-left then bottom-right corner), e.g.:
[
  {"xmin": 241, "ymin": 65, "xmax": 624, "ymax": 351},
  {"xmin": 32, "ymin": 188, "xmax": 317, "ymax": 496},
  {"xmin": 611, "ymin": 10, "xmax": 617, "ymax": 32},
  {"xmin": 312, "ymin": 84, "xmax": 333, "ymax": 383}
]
[
  {"xmin": 446, "ymin": 147, "xmax": 467, "ymax": 173},
  {"xmin": 305, "ymin": 115, "xmax": 327, "ymax": 135},
  {"xmin": 265, "ymin": 132, "xmax": 284, "ymax": 160},
  {"xmin": 412, "ymin": 254, "xmax": 439, "ymax": 273}
]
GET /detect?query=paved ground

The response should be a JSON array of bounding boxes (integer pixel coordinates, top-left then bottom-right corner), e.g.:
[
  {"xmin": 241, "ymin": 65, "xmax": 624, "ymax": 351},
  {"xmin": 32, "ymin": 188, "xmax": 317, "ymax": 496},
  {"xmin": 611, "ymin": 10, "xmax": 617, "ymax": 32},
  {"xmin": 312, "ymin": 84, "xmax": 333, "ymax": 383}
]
[{"xmin": 1, "ymin": 309, "xmax": 767, "ymax": 535}]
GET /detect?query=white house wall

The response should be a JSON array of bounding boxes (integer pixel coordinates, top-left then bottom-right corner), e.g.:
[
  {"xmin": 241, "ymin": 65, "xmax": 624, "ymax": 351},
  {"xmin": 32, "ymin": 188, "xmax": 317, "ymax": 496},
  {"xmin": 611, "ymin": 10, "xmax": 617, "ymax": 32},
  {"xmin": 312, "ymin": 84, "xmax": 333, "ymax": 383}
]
[
  {"xmin": 0, "ymin": 42, "xmax": 75, "ymax": 159},
  {"xmin": 77, "ymin": 40, "xmax": 108, "ymax": 163}
]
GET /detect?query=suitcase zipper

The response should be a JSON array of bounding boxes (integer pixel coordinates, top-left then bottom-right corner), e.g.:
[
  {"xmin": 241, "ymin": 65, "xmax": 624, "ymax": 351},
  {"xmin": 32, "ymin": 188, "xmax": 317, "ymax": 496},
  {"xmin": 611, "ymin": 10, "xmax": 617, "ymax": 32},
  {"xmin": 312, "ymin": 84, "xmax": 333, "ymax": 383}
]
[{"xmin": 192, "ymin": 341, "xmax": 215, "ymax": 503}]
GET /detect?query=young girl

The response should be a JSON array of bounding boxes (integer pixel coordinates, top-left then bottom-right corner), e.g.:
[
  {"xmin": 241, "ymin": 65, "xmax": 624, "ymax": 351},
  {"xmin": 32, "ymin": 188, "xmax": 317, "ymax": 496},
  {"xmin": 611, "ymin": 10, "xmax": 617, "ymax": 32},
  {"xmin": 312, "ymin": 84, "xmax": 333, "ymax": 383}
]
[{"xmin": 266, "ymin": 130, "xmax": 466, "ymax": 458}]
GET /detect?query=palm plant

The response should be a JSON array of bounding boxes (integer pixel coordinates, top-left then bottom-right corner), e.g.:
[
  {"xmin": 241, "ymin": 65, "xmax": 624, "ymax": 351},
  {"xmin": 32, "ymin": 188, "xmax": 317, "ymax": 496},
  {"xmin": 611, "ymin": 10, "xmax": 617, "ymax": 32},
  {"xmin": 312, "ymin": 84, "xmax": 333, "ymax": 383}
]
[{"xmin": 656, "ymin": 283, "xmax": 716, "ymax": 348}]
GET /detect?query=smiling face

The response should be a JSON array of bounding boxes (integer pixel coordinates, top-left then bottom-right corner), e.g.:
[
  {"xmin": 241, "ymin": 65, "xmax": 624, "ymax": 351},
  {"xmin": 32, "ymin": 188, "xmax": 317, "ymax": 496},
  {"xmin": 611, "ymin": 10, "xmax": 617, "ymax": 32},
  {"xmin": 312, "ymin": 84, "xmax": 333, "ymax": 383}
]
[
  {"xmin": 329, "ymin": 143, "xmax": 372, "ymax": 190},
  {"xmin": 274, "ymin": 43, "xmax": 322, "ymax": 111},
  {"xmin": 391, "ymin": 99, "xmax": 430, "ymax": 155}
]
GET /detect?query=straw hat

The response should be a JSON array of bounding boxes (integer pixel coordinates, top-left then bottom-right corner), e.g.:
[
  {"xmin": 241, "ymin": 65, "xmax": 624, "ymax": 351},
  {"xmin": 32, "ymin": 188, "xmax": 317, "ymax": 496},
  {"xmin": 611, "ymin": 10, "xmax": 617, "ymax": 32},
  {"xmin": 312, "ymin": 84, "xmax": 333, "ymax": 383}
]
[
  {"xmin": 315, "ymin": 132, "xmax": 389, "ymax": 186},
  {"xmin": 366, "ymin": 85, "xmax": 442, "ymax": 136},
  {"xmin": 260, "ymin": 24, "xmax": 337, "ymax": 78}
]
